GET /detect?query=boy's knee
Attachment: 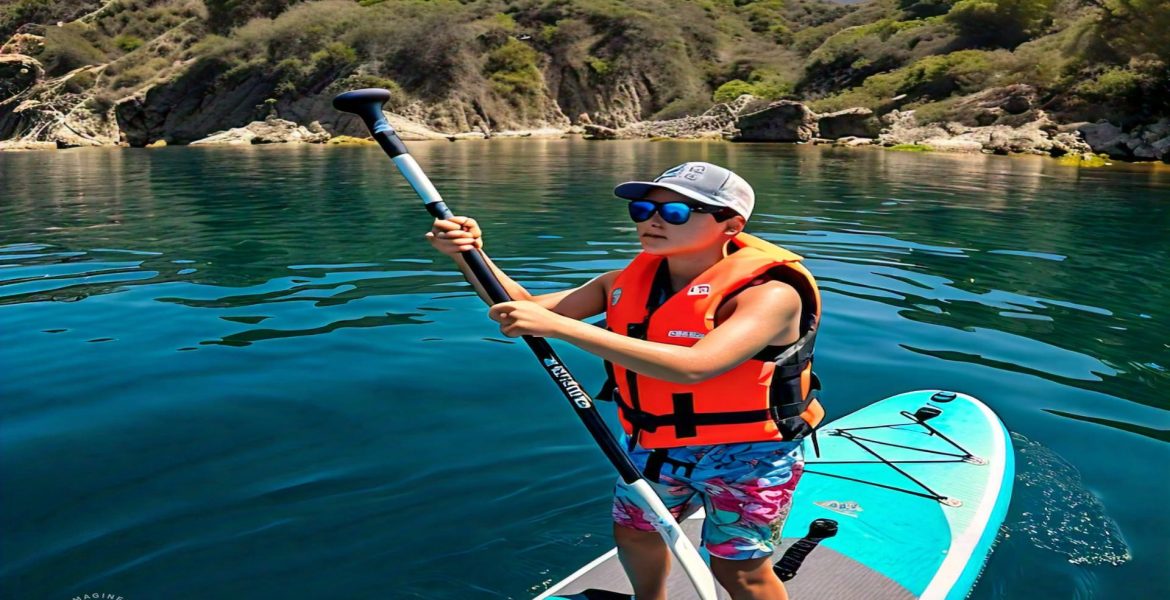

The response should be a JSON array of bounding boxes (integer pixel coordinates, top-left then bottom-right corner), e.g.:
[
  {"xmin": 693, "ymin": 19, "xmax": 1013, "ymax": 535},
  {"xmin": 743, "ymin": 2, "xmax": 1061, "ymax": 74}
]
[
  {"xmin": 710, "ymin": 556, "xmax": 777, "ymax": 594},
  {"xmin": 613, "ymin": 522, "xmax": 663, "ymax": 547}
]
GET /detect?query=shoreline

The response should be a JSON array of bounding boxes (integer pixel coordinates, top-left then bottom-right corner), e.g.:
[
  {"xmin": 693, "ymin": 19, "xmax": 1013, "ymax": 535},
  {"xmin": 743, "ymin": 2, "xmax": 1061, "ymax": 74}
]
[
  {"xmin": 9, "ymin": 130, "xmax": 1170, "ymax": 168},
  {"xmin": 7, "ymin": 135, "xmax": 1170, "ymax": 173}
]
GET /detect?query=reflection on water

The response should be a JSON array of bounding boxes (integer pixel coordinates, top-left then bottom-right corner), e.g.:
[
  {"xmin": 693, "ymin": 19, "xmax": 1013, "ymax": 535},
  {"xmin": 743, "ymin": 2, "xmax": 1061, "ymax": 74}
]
[
  {"xmin": 1007, "ymin": 433, "xmax": 1130, "ymax": 567},
  {"xmin": 1, "ymin": 142, "xmax": 1168, "ymax": 599}
]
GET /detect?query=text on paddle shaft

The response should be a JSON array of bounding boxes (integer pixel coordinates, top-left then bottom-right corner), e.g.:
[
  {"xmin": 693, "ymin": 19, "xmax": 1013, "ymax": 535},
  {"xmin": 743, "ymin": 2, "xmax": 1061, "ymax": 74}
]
[{"xmin": 543, "ymin": 358, "xmax": 592, "ymax": 408}]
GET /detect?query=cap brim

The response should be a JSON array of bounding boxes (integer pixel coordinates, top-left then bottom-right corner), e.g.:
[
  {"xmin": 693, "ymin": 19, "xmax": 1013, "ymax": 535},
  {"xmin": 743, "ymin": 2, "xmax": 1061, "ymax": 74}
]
[{"xmin": 613, "ymin": 181, "xmax": 725, "ymax": 208}]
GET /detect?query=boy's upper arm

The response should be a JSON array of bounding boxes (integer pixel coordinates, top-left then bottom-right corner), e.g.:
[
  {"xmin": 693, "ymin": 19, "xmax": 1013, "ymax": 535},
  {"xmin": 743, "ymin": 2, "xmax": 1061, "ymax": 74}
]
[
  {"xmin": 688, "ymin": 281, "xmax": 801, "ymax": 379},
  {"xmin": 532, "ymin": 270, "xmax": 619, "ymax": 320}
]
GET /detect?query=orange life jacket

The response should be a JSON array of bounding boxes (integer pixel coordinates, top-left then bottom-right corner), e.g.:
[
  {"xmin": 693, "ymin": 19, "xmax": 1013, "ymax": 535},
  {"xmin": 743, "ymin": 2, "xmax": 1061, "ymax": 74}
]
[{"xmin": 602, "ymin": 233, "xmax": 824, "ymax": 449}]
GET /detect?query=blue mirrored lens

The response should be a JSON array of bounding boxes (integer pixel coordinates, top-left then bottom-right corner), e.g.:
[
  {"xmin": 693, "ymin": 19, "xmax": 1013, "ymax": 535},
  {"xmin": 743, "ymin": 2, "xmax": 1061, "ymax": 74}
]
[
  {"xmin": 658, "ymin": 202, "xmax": 692, "ymax": 225},
  {"xmin": 628, "ymin": 201, "xmax": 657, "ymax": 222}
]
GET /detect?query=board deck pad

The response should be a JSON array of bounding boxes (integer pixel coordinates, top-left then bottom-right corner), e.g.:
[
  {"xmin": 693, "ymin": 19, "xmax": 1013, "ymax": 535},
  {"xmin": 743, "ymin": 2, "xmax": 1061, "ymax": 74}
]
[{"xmin": 535, "ymin": 390, "xmax": 1014, "ymax": 600}]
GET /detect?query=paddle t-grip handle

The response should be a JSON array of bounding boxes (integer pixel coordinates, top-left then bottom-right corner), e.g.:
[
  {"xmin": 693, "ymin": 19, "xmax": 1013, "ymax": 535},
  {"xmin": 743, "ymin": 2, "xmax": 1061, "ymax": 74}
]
[{"xmin": 774, "ymin": 518, "xmax": 839, "ymax": 582}]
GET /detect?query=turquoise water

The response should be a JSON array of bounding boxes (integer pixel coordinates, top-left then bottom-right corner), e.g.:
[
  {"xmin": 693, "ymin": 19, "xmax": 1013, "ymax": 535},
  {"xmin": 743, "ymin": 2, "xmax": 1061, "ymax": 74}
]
[{"xmin": 1, "ymin": 141, "xmax": 1167, "ymax": 599}]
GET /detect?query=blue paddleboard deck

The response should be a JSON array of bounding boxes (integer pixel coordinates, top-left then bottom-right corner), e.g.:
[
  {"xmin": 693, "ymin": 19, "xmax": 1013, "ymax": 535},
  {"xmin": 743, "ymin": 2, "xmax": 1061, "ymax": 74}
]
[{"xmin": 535, "ymin": 390, "xmax": 1014, "ymax": 600}]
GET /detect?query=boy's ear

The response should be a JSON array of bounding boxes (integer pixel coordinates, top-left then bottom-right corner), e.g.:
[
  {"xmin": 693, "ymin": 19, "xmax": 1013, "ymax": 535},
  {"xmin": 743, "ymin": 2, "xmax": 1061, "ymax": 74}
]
[{"xmin": 724, "ymin": 215, "xmax": 746, "ymax": 235}]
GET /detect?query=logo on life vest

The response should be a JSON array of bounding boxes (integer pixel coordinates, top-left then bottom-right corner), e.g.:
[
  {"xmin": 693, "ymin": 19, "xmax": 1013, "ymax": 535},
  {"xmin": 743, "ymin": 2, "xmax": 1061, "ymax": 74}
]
[
  {"xmin": 814, "ymin": 500, "xmax": 863, "ymax": 517},
  {"xmin": 611, "ymin": 288, "xmax": 622, "ymax": 306},
  {"xmin": 668, "ymin": 330, "xmax": 705, "ymax": 339},
  {"xmin": 687, "ymin": 284, "xmax": 711, "ymax": 296}
]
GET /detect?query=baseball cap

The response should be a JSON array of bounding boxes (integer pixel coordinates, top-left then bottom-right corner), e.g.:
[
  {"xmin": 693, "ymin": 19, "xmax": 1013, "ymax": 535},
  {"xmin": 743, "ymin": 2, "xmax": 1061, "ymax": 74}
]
[{"xmin": 614, "ymin": 162, "xmax": 755, "ymax": 220}]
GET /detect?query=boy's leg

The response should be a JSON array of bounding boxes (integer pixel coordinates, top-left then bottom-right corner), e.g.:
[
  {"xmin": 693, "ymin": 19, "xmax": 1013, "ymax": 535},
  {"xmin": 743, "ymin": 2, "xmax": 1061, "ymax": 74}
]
[
  {"xmin": 698, "ymin": 440, "xmax": 805, "ymax": 600},
  {"xmin": 611, "ymin": 473, "xmax": 701, "ymax": 600},
  {"xmin": 613, "ymin": 524, "xmax": 671, "ymax": 600},
  {"xmin": 709, "ymin": 555, "xmax": 788, "ymax": 600}
]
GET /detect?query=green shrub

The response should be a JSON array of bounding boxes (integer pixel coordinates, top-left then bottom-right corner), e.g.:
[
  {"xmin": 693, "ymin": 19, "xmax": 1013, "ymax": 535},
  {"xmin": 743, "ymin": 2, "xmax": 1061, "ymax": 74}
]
[
  {"xmin": 889, "ymin": 143, "xmax": 932, "ymax": 151},
  {"xmin": 713, "ymin": 79, "xmax": 757, "ymax": 103},
  {"xmin": 114, "ymin": 34, "xmax": 144, "ymax": 52},
  {"xmin": 485, "ymin": 38, "xmax": 543, "ymax": 96},
  {"xmin": 946, "ymin": 0, "xmax": 1055, "ymax": 47},
  {"xmin": 1075, "ymin": 67, "xmax": 1143, "ymax": 98},
  {"xmin": 586, "ymin": 56, "xmax": 611, "ymax": 76}
]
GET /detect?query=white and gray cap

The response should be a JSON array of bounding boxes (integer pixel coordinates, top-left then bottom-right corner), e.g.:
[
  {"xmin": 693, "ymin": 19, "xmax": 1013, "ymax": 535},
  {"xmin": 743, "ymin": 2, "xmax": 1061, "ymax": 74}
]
[{"xmin": 614, "ymin": 162, "xmax": 755, "ymax": 220}]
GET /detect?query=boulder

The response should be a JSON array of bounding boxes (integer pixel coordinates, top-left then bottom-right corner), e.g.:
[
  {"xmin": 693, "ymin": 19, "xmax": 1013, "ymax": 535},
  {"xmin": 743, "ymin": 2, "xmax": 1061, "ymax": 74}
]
[
  {"xmin": 1150, "ymin": 136, "xmax": 1170, "ymax": 161},
  {"xmin": 817, "ymin": 107, "xmax": 878, "ymax": 139},
  {"xmin": 0, "ymin": 34, "xmax": 45, "ymax": 56},
  {"xmin": 190, "ymin": 117, "xmax": 331, "ymax": 145},
  {"xmin": 879, "ymin": 110, "xmax": 1092, "ymax": 157},
  {"xmin": 583, "ymin": 124, "xmax": 623, "ymax": 140},
  {"xmin": 733, "ymin": 100, "xmax": 817, "ymax": 142},
  {"xmin": 920, "ymin": 137, "xmax": 985, "ymax": 153},
  {"xmin": 836, "ymin": 136, "xmax": 875, "ymax": 147},
  {"xmin": 0, "ymin": 54, "xmax": 44, "ymax": 99},
  {"xmin": 1077, "ymin": 121, "xmax": 1130, "ymax": 158}
]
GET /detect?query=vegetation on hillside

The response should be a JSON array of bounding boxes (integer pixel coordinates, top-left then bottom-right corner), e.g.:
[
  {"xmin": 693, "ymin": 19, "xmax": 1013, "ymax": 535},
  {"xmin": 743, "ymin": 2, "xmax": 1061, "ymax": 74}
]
[{"xmin": 2, "ymin": 0, "xmax": 1166, "ymax": 133}]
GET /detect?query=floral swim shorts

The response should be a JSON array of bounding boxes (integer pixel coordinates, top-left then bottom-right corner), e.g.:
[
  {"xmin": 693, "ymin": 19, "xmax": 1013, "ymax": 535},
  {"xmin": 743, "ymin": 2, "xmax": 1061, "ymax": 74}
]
[{"xmin": 612, "ymin": 435, "xmax": 805, "ymax": 561}]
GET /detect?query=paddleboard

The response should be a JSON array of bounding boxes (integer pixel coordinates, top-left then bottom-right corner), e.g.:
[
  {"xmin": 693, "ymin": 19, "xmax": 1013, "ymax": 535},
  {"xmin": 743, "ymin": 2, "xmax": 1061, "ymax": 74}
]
[{"xmin": 535, "ymin": 390, "xmax": 1014, "ymax": 600}]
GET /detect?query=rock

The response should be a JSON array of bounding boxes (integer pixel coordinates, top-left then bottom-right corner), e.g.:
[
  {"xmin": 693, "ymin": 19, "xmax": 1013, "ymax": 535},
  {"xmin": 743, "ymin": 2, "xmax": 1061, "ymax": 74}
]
[
  {"xmin": 447, "ymin": 131, "xmax": 488, "ymax": 140},
  {"xmin": 920, "ymin": 137, "xmax": 985, "ymax": 153},
  {"xmin": 1077, "ymin": 121, "xmax": 1129, "ymax": 158},
  {"xmin": 583, "ymin": 124, "xmax": 622, "ymax": 140},
  {"xmin": 1051, "ymin": 132, "xmax": 1094, "ymax": 156},
  {"xmin": 817, "ymin": 107, "xmax": 877, "ymax": 140},
  {"xmin": 494, "ymin": 128, "xmax": 568, "ymax": 139},
  {"xmin": 733, "ymin": 100, "xmax": 818, "ymax": 142},
  {"xmin": 146, "ymin": 139, "xmax": 167, "ymax": 147},
  {"xmin": 0, "ymin": 140, "xmax": 57, "ymax": 151},
  {"xmin": 190, "ymin": 126, "xmax": 255, "ymax": 145},
  {"xmin": 578, "ymin": 112, "xmax": 592, "ymax": 125},
  {"xmin": 836, "ymin": 136, "xmax": 875, "ymax": 147},
  {"xmin": 0, "ymin": 54, "xmax": 44, "ymax": 100},
  {"xmin": 190, "ymin": 117, "xmax": 331, "ymax": 145},
  {"xmin": 878, "ymin": 109, "xmax": 1092, "ymax": 157},
  {"xmin": 1132, "ymin": 144, "xmax": 1161, "ymax": 160},
  {"xmin": 252, "ymin": 116, "xmax": 329, "ymax": 144},
  {"xmin": 0, "ymin": 34, "xmax": 45, "ymax": 55},
  {"xmin": 1151, "ymin": 137, "xmax": 1170, "ymax": 162},
  {"xmin": 1001, "ymin": 93, "xmax": 1033, "ymax": 115},
  {"xmin": 0, "ymin": 64, "xmax": 122, "ymax": 148}
]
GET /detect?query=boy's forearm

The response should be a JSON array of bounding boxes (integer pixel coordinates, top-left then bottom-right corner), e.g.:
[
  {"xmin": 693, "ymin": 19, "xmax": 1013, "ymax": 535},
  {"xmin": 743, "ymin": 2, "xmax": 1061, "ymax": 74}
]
[
  {"xmin": 453, "ymin": 252, "xmax": 532, "ymax": 304},
  {"xmin": 553, "ymin": 318, "xmax": 700, "ymax": 384}
]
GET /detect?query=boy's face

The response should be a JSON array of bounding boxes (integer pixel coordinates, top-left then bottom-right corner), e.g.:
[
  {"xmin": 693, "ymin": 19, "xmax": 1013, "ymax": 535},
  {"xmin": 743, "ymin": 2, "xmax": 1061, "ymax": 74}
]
[{"xmin": 634, "ymin": 188, "xmax": 744, "ymax": 256}]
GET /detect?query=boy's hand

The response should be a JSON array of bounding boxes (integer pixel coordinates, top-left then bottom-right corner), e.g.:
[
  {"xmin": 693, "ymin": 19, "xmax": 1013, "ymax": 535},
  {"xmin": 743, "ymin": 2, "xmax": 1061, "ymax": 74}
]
[
  {"xmin": 425, "ymin": 216, "xmax": 482, "ymax": 256},
  {"xmin": 489, "ymin": 301, "xmax": 567, "ymax": 338}
]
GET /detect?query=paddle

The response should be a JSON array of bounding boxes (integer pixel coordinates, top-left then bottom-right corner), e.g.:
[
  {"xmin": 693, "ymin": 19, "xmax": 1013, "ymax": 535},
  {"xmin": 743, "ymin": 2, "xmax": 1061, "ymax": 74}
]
[{"xmin": 332, "ymin": 88, "xmax": 718, "ymax": 600}]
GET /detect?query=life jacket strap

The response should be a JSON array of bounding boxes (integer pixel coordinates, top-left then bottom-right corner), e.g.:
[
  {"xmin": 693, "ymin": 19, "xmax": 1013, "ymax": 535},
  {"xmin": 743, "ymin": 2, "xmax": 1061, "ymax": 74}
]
[{"xmin": 641, "ymin": 449, "xmax": 697, "ymax": 483}]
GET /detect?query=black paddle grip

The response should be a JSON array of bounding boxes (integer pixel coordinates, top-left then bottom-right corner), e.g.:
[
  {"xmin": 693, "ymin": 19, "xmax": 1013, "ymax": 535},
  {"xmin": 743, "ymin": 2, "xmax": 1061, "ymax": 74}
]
[{"xmin": 774, "ymin": 518, "xmax": 838, "ymax": 582}]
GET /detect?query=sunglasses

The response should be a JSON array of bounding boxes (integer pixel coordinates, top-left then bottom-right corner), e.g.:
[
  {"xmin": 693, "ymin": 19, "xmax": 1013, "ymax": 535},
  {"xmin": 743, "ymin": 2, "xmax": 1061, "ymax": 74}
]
[{"xmin": 627, "ymin": 200, "xmax": 735, "ymax": 225}]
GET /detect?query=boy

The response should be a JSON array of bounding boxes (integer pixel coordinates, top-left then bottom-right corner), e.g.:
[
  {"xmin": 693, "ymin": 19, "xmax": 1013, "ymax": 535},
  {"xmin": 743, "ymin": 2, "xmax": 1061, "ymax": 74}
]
[{"xmin": 426, "ymin": 162, "xmax": 824, "ymax": 600}]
